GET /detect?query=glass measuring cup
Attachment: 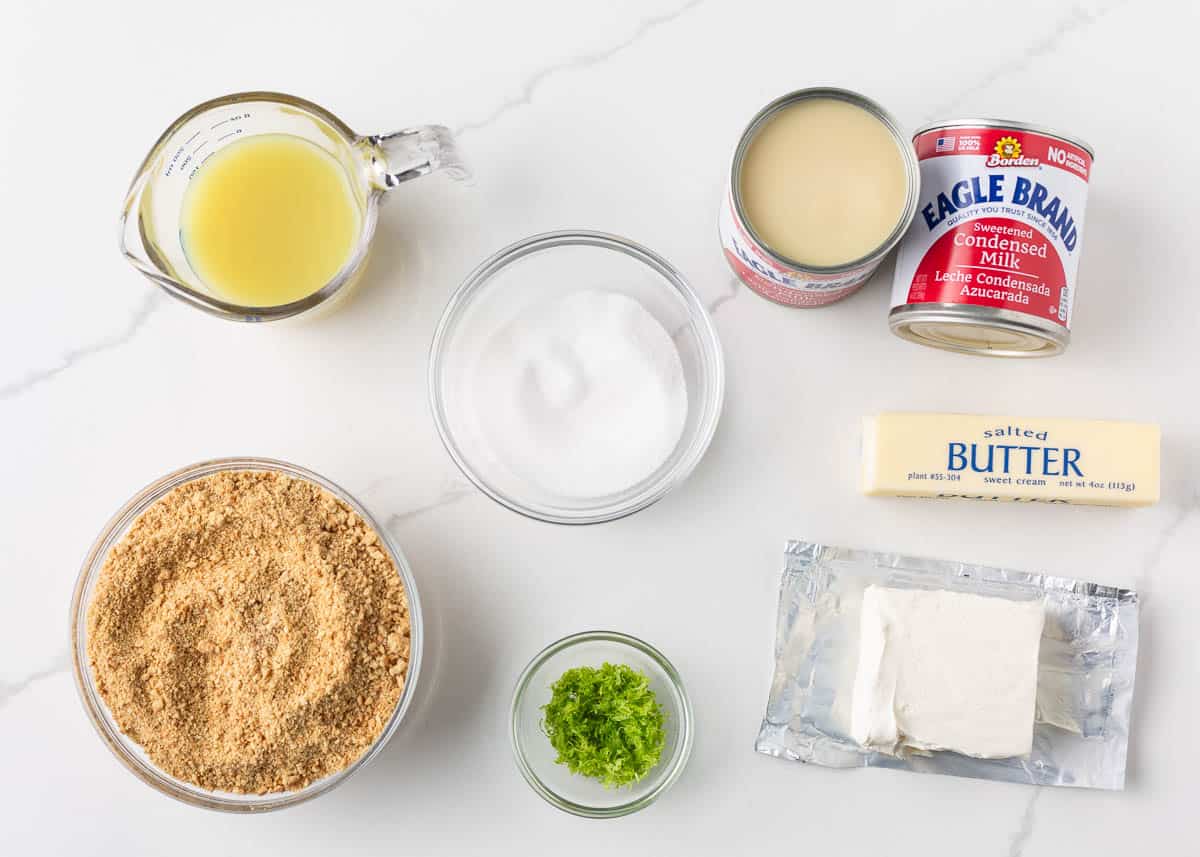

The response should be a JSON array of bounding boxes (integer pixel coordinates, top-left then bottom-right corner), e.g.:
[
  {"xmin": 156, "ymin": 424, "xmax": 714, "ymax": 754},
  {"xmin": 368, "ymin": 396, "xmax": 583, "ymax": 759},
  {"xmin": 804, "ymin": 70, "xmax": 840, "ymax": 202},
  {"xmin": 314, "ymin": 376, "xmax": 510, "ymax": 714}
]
[{"xmin": 119, "ymin": 91, "xmax": 468, "ymax": 322}]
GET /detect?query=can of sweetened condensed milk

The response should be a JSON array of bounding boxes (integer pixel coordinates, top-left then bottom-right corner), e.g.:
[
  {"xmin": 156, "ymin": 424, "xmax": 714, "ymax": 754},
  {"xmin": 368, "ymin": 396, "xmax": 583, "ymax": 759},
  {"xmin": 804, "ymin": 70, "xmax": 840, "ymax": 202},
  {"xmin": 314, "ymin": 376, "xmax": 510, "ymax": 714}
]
[
  {"xmin": 719, "ymin": 88, "xmax": 920, "ymax": 307},
  {"xmin": 890, "ymin": 120, "xmax": 1095, "ymax": 356}
]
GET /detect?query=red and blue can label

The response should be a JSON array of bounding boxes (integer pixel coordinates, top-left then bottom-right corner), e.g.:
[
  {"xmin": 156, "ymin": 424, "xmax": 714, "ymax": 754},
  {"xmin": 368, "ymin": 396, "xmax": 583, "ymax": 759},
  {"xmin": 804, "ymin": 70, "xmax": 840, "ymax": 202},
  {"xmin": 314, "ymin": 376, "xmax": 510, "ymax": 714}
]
[{"xmin": 892, "ymin": 124, "xmax": 1093, "ymax": 330}]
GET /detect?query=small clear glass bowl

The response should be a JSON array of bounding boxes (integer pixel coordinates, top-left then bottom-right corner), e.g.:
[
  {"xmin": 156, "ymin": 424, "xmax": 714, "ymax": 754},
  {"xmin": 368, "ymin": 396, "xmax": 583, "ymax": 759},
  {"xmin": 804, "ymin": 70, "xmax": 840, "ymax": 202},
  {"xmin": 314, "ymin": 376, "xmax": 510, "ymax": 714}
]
[
  {"xmin": 429, "ymin": 231, "xmax": 725, "ymax": 525},
  {"xmin": 69, "ymin": 457, "xmax": 424, "ymax": 812},
  {"xmin": 510, "ymin": 631, "xmax": 694, "ymax": 818}
]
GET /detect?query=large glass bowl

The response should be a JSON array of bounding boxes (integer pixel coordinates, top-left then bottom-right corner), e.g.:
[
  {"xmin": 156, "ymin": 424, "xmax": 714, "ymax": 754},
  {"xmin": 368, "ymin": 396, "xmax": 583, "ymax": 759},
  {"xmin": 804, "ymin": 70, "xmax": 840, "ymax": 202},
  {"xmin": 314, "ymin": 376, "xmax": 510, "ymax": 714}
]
[
  {"xmin": 69, "ymin": 457, "xmax": 424, "ymax": 812},
  {"xmin": 510, "ymin": 631, "xmax": 694, "ymax": 818},
  {"xmin": 429, "ymin": 231, "xmax": 724, "ymax": 525}
]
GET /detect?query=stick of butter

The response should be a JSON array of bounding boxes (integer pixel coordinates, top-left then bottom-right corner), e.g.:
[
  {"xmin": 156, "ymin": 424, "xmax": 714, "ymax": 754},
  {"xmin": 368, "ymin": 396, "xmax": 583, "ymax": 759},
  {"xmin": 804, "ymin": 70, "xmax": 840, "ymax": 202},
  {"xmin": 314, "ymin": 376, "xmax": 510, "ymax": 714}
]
[{"xmin": 861, "ymin": 412, "xmax": 1160, "ymax": 507}]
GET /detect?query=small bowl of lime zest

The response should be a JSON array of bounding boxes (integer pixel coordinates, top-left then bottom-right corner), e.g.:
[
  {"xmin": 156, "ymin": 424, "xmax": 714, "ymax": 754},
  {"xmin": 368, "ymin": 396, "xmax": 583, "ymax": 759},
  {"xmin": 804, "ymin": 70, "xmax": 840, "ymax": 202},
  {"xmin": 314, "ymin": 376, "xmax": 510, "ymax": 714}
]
[{"xmin": 509, "ymin": 630, "xmax": 693, "ymax": 818}]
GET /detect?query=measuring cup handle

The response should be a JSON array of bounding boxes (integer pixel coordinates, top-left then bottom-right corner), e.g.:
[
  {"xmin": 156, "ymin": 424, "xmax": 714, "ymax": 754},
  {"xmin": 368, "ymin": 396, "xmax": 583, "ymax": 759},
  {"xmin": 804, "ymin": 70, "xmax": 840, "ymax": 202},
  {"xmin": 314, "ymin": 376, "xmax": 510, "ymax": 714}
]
[{"xmin": 368, "ymin": 126, "xmax": 469, "ymax": 188}]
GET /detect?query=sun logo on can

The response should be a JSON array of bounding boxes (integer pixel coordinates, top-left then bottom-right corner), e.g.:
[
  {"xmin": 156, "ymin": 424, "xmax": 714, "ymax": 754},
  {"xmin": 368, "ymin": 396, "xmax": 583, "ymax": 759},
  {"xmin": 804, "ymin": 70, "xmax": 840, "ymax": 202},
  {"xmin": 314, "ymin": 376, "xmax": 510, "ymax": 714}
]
[{"xmin": 994, "ymin": 136, "xmax": 1022, "ymax": 159}]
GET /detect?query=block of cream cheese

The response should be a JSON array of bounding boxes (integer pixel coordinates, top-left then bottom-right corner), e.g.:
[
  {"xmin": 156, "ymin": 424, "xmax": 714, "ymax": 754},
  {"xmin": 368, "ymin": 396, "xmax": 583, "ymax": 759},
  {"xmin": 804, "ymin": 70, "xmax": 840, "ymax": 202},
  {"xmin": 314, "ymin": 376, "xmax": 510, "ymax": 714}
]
[
  {"xmin": 862, "ymin": 412, "xmax": 1160, "ymax": 507},
  {"xmin": 850, "ymin": 586, "xmax": 1046, "ymax": 759}
]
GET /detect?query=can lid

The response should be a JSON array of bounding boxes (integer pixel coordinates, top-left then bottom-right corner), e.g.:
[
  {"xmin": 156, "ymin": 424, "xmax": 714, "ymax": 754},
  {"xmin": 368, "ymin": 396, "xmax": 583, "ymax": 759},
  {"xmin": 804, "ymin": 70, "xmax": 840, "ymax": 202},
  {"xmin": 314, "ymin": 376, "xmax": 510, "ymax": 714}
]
[
  {"xmin": 913, "ymin": 118, "xmax": 1094, "ymax": 160},
  {"xmin": 889, "ymin": 307, "xmax": 1068, "ymax": 357}
]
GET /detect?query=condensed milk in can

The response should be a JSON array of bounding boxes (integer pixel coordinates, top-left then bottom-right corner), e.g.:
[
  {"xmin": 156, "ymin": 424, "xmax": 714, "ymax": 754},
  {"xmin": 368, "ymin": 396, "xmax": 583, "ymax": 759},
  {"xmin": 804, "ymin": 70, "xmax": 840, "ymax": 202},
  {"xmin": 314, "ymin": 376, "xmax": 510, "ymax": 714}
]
[
  {"xmin": 719, "ymin": 88, "xmax": 920, "ymax": 307},
  {"xmin": 890, "ymin": 119, "xmax": 1095, "ymax": 356}
]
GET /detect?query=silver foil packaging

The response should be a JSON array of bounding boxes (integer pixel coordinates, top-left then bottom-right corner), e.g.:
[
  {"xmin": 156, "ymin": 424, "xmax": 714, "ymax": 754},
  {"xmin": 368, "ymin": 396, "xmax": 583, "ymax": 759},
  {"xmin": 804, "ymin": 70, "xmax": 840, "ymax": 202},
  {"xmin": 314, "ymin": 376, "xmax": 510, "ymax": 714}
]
[{"xmin": 755, "ymin": 541, "xmax": 1139, "ymax": 789}]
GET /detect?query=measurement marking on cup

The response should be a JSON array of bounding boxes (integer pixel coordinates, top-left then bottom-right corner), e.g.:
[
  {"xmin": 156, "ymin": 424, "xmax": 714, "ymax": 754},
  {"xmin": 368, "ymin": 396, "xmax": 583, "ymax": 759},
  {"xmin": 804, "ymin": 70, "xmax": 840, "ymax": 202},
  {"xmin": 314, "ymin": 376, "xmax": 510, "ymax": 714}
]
[
  {"xmin": 188, "ymin": 150, "xmax": 217, "ymax": 179},
  {"xmin": 179, "ymin": 140, "xmax": 208, "ymax": 174},
  {"xmin": 164, "ymin": 144, "xmax": 186, "ymax": 177},
  {"xmin": 211, "ymin": 112, "xmax": 252, "ymax": 131},
  {"xmin": 217, "ymin": 130, "xmax": 241, "ymax": 142},
  {"xmin": 185, "ymin": 131, "xmax": 202, "ymax": 145}
]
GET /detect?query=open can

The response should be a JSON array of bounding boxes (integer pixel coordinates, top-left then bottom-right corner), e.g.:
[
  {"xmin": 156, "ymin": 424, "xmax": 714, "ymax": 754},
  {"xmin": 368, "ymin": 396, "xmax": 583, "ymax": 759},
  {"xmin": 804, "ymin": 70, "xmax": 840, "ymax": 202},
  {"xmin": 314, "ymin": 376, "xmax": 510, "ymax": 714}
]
[{"xmin": 718, "ymin": 88, "xmax": 920, "ymax": 308}]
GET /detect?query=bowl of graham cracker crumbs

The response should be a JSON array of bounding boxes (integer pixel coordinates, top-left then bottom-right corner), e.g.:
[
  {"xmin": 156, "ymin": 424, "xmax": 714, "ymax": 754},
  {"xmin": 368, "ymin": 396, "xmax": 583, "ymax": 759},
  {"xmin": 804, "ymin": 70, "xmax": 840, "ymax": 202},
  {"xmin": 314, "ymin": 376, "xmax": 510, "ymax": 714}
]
[{"xmin": 70, "ymin": 457, "xmax": 423, "ymax": 812}]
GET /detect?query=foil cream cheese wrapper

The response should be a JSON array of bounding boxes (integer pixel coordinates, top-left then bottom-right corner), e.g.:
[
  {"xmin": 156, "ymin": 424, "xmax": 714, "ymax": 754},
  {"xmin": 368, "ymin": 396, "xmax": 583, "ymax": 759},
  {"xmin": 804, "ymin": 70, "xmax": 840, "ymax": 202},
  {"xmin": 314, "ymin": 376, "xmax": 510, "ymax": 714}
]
[{"xmin": 755, "ymin": 541, "xmax": 1139, "ymax": 789}]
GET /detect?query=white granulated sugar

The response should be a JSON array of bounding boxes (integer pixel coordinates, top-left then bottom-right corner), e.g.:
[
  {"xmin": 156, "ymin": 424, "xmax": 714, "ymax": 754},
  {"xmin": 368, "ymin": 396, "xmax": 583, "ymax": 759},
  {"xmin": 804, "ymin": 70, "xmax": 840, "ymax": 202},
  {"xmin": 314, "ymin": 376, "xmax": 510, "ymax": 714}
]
[
  {"xmin": 470, "ymin": 289, "xmax": 688, "ymax": 499},
  {"xmin": 849, "ymin": 585, "xmax": 1045, "ymax": 759}
]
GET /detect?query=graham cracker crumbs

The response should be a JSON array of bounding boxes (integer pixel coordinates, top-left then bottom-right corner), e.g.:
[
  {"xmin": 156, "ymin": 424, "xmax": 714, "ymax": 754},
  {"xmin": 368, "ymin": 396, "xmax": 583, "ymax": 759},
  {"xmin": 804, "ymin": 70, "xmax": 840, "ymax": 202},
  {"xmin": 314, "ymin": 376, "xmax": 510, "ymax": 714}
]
[{"xmin": 85, "ymin": 469, "xmax": 411, "ymax": 795}]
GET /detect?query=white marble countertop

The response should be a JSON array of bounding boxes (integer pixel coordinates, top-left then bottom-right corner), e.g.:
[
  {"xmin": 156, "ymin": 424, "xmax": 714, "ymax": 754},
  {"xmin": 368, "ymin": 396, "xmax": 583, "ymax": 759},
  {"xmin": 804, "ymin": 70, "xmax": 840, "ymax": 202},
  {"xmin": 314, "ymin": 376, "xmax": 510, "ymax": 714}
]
[{"xmin": 4, "ymin": 0, "xmax": 1198, "ymax": 853}]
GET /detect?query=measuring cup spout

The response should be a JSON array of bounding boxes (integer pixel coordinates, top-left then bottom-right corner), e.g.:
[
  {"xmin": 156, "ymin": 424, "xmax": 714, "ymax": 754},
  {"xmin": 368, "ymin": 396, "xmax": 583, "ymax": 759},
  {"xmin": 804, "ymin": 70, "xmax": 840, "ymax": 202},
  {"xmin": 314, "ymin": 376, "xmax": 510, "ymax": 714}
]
[
  {"xmin": 118, "ymin": 174, "xmax": 178, "ymax": 293},
  {"xmin": 367, "ymin": 126, "xmax": 469, "ymax": 189}
]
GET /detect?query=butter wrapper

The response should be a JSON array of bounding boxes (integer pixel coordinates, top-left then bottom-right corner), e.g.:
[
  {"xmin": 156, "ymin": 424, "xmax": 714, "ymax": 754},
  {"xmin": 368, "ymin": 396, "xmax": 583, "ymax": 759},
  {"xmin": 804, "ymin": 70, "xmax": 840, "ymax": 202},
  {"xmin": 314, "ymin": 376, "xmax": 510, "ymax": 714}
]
[{"xmin": 755, "ymin": 541, "xmax": 1139, "ymax": 789}]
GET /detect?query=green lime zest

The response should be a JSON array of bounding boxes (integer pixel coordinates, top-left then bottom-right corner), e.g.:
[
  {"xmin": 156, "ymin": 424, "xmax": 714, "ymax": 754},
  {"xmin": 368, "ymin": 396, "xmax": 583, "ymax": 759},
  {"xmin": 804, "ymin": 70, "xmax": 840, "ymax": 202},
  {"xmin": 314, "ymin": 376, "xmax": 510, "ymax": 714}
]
[{"xmin": 540, "ymin": 662, "xmax": 667, "ymax": 788}]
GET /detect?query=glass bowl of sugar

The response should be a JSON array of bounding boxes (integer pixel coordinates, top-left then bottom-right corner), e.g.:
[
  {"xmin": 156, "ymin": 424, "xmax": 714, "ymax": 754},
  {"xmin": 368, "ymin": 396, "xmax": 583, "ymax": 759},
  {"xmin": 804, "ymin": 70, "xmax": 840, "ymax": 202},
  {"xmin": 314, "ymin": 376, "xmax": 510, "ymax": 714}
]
[{"xmin": 429, "ymin": 230, "xmax": 724, "ymax": 524}]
